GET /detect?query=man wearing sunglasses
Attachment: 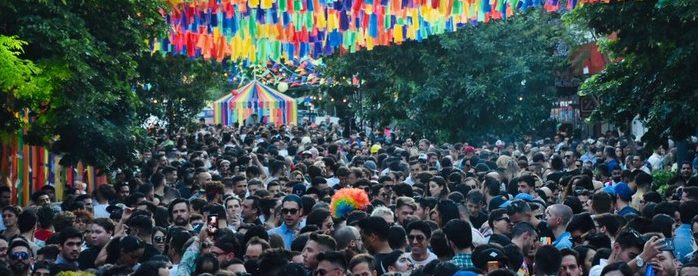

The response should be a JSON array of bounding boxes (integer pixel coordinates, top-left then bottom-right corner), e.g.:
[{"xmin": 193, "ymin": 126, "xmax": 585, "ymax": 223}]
[
  {"xmin": 8, "ymin": 239, "xmax": 33, "ymax": 276},
  {"xmin": 268, "ymin": 194, "xmax": 303, "ymax": 249},
  {"xmin": 404, "ymin": 221, "xmax": 436, "ymax": 268}
]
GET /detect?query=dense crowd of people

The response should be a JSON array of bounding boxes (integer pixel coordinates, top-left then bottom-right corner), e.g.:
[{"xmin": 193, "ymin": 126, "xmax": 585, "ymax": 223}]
[{"xmin": 1, "ymin": 119, "xmax": 698, "ymax": 276}]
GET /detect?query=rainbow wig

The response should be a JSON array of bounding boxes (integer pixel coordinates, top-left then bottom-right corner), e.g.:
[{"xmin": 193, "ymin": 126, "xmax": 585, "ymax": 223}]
[{"xmin": 329, "ymin": 188, "xmax": 370, "ymax": 219}]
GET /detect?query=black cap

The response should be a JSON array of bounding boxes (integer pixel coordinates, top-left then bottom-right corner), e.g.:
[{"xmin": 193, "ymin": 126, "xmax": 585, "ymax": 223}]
[{"xmin": 473, "ymin": 247, "xmax": 508, "ymax": 270}]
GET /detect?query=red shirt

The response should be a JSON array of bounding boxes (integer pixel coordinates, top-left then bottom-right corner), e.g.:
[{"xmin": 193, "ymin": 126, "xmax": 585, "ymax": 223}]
[{"xmin": 35, "ymin": 229, "xmax": 54, "ymax": 241}]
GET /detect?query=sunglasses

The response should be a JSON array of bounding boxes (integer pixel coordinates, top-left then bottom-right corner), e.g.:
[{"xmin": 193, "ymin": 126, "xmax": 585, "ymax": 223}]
[
  {"xmin": 10, "ymin": 251, "xmax": 29, "ymax": 261},
  {"xmin": 496, "ymin": 217, "xmax": 511, "ymax": 223},
  {"xmin": 408, "ymin": 235, "xmax": 426, "ymax": 242},
  {"xmin": 154, "ymin": 236, "xmax": 166, "ymax": 243},
  {"xmin": 281, "ymin": 208, "xmax": 299, "ymax": 215}
]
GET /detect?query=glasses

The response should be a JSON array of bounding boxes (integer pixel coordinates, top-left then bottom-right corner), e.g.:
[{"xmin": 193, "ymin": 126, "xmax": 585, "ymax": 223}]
[
  {"xmin": 154, "ymin": 236, "xmax": 166, "ymax": 243},
  {"xmin": 409, "ymin": 235, "xmax": 426, "ymax": 242},
  {"xmin": 281, "ymin": 208, "xmax": 299, "ymax": 215},
  {"xmin": 314, "ymin": 267, "xmax": 342, "ymax": 276},
  {"xmin": 564, "ymin": 155, "xmax": 572, "ymax": 159},
  {"xmin": 10, "ymin": 251, "xmax": 29, "ymax": 261},
  {"xmin": 496, "ymin": 217, "xmax": 511, "ymax": 223}
]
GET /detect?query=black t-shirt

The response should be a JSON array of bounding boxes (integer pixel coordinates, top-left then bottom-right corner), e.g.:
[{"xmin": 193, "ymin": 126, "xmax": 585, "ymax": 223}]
[
  {"xmin": 567, "ymin": 168, "xmax": 581, "ymax": 177},
  {"xmin": 489, "ymin": 233, "xmax": 512, "ymax": 247},
  {"xmin": 470, "ymin": 212, "xmax": 488, "ymax": 229},
  {"xmin": 139, "ymin": 243, "xmax": 162, "ymax": 262},
  {"xmin": 374, "ymin": 252, "xmax": 391, "ymax": 275},
  {"xmin": 78, "ymin": 246, "xmax": 102, "ymax": 270}
]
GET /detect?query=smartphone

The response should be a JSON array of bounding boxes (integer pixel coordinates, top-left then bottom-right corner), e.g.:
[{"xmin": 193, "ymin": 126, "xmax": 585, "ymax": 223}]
[
  {"xmin": 658, "ymin": 239, "xmax": 674, "ymax": 251},
  {"xmin": 207, "ymin": 215, "xmax": 218, "ymax": 234},
  {"xmin": 539, "ymin": 237, "xmax": 551, "ymax": 245}
]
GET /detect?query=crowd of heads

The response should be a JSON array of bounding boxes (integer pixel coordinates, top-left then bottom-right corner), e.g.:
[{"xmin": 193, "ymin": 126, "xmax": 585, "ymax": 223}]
[{"xmin": 2, "ymin": 121, "xmax": 698, "ymax": 276}]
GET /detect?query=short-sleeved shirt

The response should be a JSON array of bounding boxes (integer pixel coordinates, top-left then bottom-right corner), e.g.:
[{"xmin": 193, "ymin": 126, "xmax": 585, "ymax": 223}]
[
  {"xmin": 404, "ymin": 251, "xmax": 437, "ymax": 268},
  {"xmin": 267, "ymin": 223, "xmax": 297, "ymax": 249},
  {"xmin": 450, "ymin": 253, "xmax": 474, "ymax": 270}
]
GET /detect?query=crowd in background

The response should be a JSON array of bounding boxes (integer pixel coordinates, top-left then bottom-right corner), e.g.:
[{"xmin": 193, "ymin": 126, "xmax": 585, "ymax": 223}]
[{"xmin": 0, "ymin": 119, "xmax": 698, "ymax": 276}]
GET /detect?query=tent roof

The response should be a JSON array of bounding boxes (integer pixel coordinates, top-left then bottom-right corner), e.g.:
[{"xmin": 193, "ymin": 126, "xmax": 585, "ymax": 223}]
[{"xmin": 214, "ymin": 80, "xmax": 294, "ymax": 104}]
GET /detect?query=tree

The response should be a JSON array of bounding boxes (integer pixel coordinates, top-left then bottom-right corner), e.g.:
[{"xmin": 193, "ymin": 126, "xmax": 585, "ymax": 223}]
[
  {"xmin": 0, "ymin": 35, "xmax": 61, "ymax": 139},
  {"xmin": 324, "ymin": 10, "xmax": 569, "ymax": 143},
  {"xmin": 568, "ymin": 0, "xmax": 698, "ymax": 149},
  {"xmin": 0, "ymin": 0, "xmax": 167, "ymax": 168},
  {"xmin": 134, "ymin": 54, "xmax": 227, "ymax": 132}
]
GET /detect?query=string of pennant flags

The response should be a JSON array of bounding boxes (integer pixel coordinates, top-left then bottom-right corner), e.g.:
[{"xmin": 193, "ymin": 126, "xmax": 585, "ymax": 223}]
[{"xmin": 155, "ymin": 0, "xmax": 609, "ymax": 62}]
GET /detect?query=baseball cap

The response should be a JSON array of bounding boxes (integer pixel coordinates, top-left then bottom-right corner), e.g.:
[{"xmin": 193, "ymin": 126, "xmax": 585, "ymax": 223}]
[
  {"xmin": 602, "ymin": 185, "xmax": 616, "ymax": 196},
  {"xmin": 614, "ymin": 182, "xmax": 633, "ymax": 201},
  {"xmin": 514, "ymin": 193, "xmax": 534, "ymax": 202},
  {"xmin": 292, "ymin": 184, "xmax": 306, "ymax": 196},
  {"xmin": 488, "ymin": 195, "xmax": 509, "ymax": 211},
  {"xmin": 363, "ymin": 160, "xmax": 378, "ymax": 172},
  {"xmin": 472, "ymin": 247, "xmax": 508, "ymax": 270},
  {"xmin": 463, "ymin": 146, "xmax": 476, "ymax": 154},
  {"xmin": 370, "ymin": 144, "xmax": 382, "ymax": 154}
]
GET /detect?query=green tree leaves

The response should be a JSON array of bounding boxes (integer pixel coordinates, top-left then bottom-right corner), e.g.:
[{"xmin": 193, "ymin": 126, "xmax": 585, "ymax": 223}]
[
  {"xmin": 134, "ymin": 54, "xmax": 227, "ymax": 132},
  {"xmin": 569, "ymin": 0, "xmax": 698, "ymax": 146},
  {"xmin": 324, "ymin": 10, "xmax": 568, "ymax": 143},
  {"xmin": 0, "ymin": 0, "xmax": 167, "ymax": 168}
]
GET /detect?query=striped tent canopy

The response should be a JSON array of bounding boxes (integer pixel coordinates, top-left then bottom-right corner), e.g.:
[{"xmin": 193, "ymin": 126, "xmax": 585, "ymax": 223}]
[{"xmin": 213, "ymin": 80, "xmax": 298, "ymax": 126}]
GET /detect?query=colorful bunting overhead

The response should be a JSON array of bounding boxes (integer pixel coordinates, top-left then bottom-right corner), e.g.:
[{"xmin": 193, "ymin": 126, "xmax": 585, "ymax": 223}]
[
  {"xmin": 157, "ymin": 0, "xmax": 608, "ymax": 62},
  {"xmin": 230, "ymin": 58, "xmax": 325, "ymax": 88}
]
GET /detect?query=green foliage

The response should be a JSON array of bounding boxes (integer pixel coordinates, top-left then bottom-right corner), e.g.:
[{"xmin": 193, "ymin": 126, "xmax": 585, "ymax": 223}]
[
  {"xmin": 0, "ymin": 0, "xmax": 168, "ymax": 168},
  {"xmin": 0, "ymin": 35, "xmax": 46, "ymax": 137},
  {"xmin": 134, "ymin": 54, "xmax": 227, "ymax": 132},
  {"xmin": 568, "ymin": 0, "xmax": 698, "ymax": 147},
  {"xmin": 324, "ymin": 10, "xmax": 568, "ymax": 143},
  {"xmin": 652, "ymin": 169, "xmax": 674, "ymax": 196}
]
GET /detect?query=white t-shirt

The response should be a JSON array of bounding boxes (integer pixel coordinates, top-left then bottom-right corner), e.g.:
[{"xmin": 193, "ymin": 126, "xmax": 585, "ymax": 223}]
[
  {"xmin": 404, "ymin": 251, "xmax": 437, "ymax": 268},
  {"xmin": 588, "ymin": 258, "xmax": 608, "ymax": 276}
]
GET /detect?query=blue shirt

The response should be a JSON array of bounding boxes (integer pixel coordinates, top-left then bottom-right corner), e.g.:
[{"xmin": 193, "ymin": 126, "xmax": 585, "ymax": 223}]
[
  {"xmin": 580, "ymin": 152, "xmax": 598, "ymax": 166},
  {"xmin": 268, "ymin": 223, "xmax": 297, "ymax": 249},
  {"xmin": 675, "ymin": 224, "xmax": 694, "ymax": 264},
  {"xmin": 56, "ymin": 254, "xmax": 79, "ymax": 268},
  {"xmin": 617, "ymin": 206, "xmax": 640, "ymax": 218},
  {"xmin": 554, "ymin": 231, "xmax": 573, "ymax": 250}
]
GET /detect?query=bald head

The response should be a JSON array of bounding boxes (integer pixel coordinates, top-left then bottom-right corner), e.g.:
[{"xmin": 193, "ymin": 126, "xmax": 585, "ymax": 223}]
[{"xmin": 547, "ymin": 204, "xmax": 573, "ymax": 228}]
